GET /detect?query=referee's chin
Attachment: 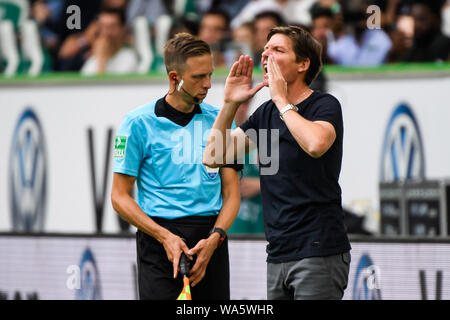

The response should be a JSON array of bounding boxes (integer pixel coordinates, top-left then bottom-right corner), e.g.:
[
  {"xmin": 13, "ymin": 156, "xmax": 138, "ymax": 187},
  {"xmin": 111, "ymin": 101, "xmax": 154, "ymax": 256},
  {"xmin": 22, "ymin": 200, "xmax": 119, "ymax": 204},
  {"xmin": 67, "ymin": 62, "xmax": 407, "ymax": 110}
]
[{"xmin": 196, "ymin": 94, "xmax": 207, "ymax": 103}]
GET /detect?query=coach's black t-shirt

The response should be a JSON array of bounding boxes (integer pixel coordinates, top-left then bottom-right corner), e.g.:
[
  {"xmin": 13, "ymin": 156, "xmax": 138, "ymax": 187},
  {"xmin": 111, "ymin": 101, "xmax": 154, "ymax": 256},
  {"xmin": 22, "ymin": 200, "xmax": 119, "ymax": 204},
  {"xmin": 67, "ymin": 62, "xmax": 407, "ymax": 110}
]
[{"xmin": 240, "ymin": 91, "xmax": 351, "ymax": 263}]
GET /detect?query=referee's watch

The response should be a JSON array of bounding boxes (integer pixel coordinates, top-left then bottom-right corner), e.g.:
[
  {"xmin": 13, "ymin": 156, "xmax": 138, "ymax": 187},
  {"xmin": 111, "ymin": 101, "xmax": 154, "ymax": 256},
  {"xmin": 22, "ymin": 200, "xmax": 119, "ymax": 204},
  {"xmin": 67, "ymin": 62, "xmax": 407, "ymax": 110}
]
[
  {"xmin": 279, "ymin": 103, "xmax": 298, "ymax": 121},
  {"xmin": 208, "ymin": 227, "xmax": 227, "ymax": 248}
]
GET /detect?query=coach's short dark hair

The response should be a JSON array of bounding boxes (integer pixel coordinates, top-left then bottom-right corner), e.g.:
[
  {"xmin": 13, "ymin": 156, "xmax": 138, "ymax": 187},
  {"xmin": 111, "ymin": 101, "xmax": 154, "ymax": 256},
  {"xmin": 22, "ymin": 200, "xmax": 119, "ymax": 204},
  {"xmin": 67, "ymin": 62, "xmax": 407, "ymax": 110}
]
[
  {"xmin": 268, "ymin": 26, "xmax": 322, "ymax": 85},
  {"xmin": 164, "ymin": 33, "xmax": 211, "ymax": 73}
]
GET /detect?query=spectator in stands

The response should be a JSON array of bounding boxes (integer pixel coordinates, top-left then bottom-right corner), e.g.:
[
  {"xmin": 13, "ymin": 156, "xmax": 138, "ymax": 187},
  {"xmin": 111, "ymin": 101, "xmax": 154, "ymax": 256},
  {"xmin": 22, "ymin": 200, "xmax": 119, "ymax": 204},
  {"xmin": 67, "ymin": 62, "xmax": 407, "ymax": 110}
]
[
  {"xmin": 231, "ymin": 22, "xmax": 257, "ymax": 61},
  {"xmin": 32, "ymin": 0, "xmax": 102, "ymax": 71},
  {"xmin": 309, "ymin": 5, "xmax": 336, "ymax": 92},
  {"xmin": 198, "ymin": 8, "xmax": 232, "ymax": 68},
  {"xmin": 126, "ymin": 0, "xmax": 170, "ymax": 28},
  {"xmin": 327, "ymin": 2, "xmax": 392, "ymax": 65},
  {"xmin": 81, "ymin": 8, "xmax": 137, "ymax": 75},
  {"xmin": 310, "ymin": 5, "xmax": 335, "ymax": 64},
  {"xmin": 168, "ymin": 16, "xmax": 200, "ymax": 40},
  {"xmin": 443, "ymin": 0, "xmax": 450, "ymax": 38},
  {"xmin": 31, "ymin": 0, "xmax": 65, "ymax": 64},
  {"xmin": 279, "ymin": 0, "xmax": 318, "ymax": 27},
  {"xmin": 401, "ymin": 0, "xmax": 450, "ymax": 62},
  {"xmin": 385, "ymin": 13, "xmax": 414, "ymax": 62},
  {"xmin": 200, "ymin": 0, "xmax": 251, "ymax": 19},
  {"xmin": 230, "ymin": 0, "xmax": 285, "ymax": 30},
  {"xmin": 253, "ymin": 10, "xmax": 286, "ymax": 67}
]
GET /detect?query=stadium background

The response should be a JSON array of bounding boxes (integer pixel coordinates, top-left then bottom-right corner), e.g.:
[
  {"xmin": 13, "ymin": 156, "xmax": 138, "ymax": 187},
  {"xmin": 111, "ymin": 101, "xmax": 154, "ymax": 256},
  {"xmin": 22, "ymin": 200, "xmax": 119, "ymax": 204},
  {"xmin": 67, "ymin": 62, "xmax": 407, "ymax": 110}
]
[{"xmin": 1, "ymin": 0, "xmax": 450, "ymax": 300}]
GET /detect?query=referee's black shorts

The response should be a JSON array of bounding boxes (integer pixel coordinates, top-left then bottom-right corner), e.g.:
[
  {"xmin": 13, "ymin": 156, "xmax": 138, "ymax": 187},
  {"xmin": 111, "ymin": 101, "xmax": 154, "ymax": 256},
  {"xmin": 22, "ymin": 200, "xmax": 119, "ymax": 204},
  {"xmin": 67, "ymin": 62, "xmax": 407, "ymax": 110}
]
[{"xmin": 136, "ymin": 215, "xmax": 230, "ymax": 300}]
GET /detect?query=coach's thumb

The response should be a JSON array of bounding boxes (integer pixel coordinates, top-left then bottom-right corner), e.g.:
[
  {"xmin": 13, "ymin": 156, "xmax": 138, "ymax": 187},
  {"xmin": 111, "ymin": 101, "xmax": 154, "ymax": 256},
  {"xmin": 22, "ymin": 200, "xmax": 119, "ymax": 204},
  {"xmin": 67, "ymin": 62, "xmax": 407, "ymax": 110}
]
[{"xmin": 250, "ymin": 82, "xmax": 265, "ymax": 96}]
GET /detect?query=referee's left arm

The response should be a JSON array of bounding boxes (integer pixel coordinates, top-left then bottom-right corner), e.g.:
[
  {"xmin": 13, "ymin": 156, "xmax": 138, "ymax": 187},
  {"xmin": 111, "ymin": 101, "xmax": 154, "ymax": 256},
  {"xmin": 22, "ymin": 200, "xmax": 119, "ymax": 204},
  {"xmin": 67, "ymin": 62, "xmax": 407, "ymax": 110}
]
[
  {"xmin": 187, "ymin": 167, "xmax": 240, "ymax": 287},
  {"xmin": 213, "ymin": 166, "xmax": 241, "ymax": 236}
]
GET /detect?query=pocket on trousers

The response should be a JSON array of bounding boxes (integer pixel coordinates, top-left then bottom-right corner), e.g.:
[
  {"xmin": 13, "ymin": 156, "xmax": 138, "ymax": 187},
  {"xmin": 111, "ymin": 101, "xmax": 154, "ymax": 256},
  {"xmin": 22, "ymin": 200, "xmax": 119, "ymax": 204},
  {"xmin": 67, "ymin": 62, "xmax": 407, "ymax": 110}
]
[{"xmin": 341, "ymin": 251, "xmax": 351, "ymax": 265}]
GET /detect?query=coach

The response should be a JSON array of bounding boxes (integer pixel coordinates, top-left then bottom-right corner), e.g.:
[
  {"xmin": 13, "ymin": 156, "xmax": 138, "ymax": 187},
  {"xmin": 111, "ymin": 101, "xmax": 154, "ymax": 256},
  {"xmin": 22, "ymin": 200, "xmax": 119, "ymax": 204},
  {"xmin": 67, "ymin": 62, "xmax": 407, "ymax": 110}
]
[
  {"xmin": 204, "ymin": 26, "xmax": 351, "ymax": 300},
  {"xmin": 111, "ymin": 33, "xmax": 240, "ymax": 300}
]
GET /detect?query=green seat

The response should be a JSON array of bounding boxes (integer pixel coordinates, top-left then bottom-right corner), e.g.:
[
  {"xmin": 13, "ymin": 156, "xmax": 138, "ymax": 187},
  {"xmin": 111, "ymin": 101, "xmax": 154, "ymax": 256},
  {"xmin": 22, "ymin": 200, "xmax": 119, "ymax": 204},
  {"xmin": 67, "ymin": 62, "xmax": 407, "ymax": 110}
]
[{"xmin": 0, "ymin": 0, "xmax": 29, "ymax": 30}]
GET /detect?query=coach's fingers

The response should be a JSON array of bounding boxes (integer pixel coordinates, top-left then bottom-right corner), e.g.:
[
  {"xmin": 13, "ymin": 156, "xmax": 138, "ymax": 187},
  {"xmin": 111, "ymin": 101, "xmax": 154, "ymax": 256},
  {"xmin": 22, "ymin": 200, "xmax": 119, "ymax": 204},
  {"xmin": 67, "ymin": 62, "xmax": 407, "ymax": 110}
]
[
  {"xmin": 270, "ymin": 55, "xmax": 284, "ymax": 80},
  {"xmin": 245, "ymin": 56, "xmax": 254, "ymax": 78},
  {"xmin": 249, "ymin": 81, "xmax": 265, "ymax": 96},
  {"xmin": 267, "ymin": 55, "xmax": 274, "ymax": 83},
  {"xmin": 235, "ymin": 55, "xmax": 244, "ymax": 78},
  {"xmin": 229, "ymin": 60, "xmax": 239, "ymax": 78},
  {"xmin": 240, "ymin": 55, "xmax": 250, "ymax": 77}
]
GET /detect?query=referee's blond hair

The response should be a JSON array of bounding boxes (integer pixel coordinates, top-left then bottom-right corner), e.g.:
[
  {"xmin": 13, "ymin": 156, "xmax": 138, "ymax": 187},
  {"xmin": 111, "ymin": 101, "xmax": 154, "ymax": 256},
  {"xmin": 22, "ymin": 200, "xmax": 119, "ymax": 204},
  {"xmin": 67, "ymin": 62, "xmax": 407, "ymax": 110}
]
[{"xmin": 164, "ymin": 33, "xmax": 211, "ymax": 74}]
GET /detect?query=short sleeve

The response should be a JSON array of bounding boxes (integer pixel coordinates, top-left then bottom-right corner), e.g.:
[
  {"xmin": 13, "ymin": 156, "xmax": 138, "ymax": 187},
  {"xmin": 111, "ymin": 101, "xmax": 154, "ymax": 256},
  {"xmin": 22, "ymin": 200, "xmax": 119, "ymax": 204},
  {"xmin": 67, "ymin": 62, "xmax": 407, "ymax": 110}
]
[
  {"xmin": 310, "ymin": 95, "xmax": 343, "ymax": 134},
  {"xmin": 239, "ymin": 102, "xmax": 266, "ymax": 141},
  {"xmin": 113, "ymin": 115, "xmax": 145, "ymax": 177},
  {"xmin": 239, "ymin": 106, "xmax": 262, "ymax": 132}
]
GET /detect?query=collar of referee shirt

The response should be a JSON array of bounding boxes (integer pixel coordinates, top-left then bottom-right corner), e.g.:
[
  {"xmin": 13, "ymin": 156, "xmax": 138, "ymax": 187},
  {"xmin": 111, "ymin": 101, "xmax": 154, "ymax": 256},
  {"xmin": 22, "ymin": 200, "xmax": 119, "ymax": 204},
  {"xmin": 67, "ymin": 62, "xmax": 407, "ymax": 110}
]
[{"xmin": 155, "ymin": 96, "xmax": 202, "ymax": 127}]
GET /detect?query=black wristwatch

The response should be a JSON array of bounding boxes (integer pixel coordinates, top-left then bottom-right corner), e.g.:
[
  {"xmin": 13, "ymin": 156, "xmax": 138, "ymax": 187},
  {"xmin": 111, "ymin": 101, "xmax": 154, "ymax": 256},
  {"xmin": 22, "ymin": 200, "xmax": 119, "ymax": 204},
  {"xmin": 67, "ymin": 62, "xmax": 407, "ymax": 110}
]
[{"xmin": 208, "ymin": 227, "xmax": 227, "ymax": 248}]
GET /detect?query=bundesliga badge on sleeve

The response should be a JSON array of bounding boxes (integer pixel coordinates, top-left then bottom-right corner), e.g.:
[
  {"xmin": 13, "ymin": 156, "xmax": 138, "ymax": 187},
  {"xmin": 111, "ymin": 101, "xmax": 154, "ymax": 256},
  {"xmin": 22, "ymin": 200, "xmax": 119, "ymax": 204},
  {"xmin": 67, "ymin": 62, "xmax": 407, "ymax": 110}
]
[
  {"xmin": 204, "ymin": 165, "xmax": 219, "ymax": 180},
  {"xmin": 114, "ymin": 136, "xmax": 127, "ymax": 159}
]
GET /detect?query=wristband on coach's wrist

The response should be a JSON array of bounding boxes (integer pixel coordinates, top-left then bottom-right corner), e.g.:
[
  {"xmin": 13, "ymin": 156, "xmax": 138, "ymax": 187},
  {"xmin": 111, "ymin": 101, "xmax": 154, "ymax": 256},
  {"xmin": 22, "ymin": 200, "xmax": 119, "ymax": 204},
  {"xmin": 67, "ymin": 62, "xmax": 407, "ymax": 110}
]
[
  {"xmin": 208, "ymin": 227, "xmax": 227, "ymax": 248},
  {"xmin": 279, "ymin": 104, "xmax": 298, "ymax": 121}
]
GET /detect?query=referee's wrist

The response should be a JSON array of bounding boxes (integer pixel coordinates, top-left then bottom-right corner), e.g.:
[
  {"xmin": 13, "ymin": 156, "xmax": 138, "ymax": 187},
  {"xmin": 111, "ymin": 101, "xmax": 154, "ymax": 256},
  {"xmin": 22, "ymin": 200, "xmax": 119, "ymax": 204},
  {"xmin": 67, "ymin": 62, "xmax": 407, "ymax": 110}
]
[
  {"xmin": 208, "ymin": 232, "xmax": 221, "ymax": 246},
  {"xmin": 208, "ymin": 227, "xmax": 227, "ymax": 248}
]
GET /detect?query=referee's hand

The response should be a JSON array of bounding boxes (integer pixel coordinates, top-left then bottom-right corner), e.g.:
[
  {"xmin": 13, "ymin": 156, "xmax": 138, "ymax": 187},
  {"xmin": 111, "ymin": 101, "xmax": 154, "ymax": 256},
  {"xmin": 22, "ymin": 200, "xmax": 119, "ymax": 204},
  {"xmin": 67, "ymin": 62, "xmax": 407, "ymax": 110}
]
[
  {"xmin": 187, "ymin": 233, "xmax": 220, "ymax": 287},
  {"xmin": 162, "ymin": 233, "xmax": 192, "ymax": 279}
]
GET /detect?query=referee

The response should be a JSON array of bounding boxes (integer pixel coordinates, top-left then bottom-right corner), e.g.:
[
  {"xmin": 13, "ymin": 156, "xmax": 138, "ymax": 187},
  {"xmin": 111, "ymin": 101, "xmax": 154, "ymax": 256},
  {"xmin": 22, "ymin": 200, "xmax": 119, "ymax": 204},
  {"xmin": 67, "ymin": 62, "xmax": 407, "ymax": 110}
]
[{"xmin": 111, "ymin": 33, "xmax": 241, "ymax": 300}]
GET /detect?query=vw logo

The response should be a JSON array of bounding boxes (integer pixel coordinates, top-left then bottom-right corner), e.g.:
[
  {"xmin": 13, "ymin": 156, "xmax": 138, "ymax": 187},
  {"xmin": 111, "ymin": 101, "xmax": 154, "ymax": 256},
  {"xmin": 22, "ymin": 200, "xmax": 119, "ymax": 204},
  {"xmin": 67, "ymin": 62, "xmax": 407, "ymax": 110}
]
[
  {"xmin": 76, "ymin": 248, "xmax": 102, "ymax": 300},
  {"xmin": 380, "ymin": 103, "xmax": 425, "ymax": 182},
  {"xmin": 9, "ymin": 108, "xmax": 47, "ymax": 232},
  {"xmin": 353, "ymin": 254, "xmax": 382, "ymax": 300}
]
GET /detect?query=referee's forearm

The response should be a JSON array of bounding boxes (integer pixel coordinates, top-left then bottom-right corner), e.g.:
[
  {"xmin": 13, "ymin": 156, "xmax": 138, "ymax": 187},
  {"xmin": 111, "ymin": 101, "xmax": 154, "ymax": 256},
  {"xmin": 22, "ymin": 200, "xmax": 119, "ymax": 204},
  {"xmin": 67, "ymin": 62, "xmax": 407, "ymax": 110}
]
[
  {"xmin": 111, "ymin": 193, "xmax": 170, "ymax": 243},
  {"xmin": 215, "ymin": 194, "xmax": 240, "ymax": 232},
  {"xmin": 213, "ymin": 170, "xmax": 240, "ymax": 232}
]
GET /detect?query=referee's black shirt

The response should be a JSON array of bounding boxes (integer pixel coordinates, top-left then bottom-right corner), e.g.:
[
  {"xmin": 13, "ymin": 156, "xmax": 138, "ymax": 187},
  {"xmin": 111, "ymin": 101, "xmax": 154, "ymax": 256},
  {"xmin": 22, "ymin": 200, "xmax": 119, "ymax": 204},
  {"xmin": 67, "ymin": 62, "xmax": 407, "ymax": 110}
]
[{"xmin": 240, "ymin": 91, "xmax": 351, "ymax": 263}]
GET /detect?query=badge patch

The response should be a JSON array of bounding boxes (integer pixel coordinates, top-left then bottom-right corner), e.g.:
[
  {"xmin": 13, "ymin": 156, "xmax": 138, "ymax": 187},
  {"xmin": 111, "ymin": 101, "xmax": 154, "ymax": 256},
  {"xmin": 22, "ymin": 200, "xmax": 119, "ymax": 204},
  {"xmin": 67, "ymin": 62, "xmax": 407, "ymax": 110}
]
[
  {"xmin": 205, "ymin": 165, "xmax": 219, "ymax": 180},
  {"xmin": 114, "ymin": 136, "xmax": 127, "ymax": 159}
]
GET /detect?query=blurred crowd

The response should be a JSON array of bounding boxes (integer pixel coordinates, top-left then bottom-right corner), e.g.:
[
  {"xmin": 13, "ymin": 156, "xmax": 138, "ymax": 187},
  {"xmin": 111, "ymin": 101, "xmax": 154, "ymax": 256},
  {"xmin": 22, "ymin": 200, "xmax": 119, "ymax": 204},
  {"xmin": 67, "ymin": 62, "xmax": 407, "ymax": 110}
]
[{"xmin": 15, "ymin": 0, "xmax": 449, "ymax": 76}]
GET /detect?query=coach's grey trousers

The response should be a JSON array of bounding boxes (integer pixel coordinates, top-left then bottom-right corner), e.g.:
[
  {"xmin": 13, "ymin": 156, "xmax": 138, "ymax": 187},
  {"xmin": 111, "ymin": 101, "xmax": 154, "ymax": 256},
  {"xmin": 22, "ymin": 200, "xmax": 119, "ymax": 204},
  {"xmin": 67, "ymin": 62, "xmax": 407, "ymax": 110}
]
[{"xmin": 267, "ymin": 252, "xmax": 351, "ymax": 300}]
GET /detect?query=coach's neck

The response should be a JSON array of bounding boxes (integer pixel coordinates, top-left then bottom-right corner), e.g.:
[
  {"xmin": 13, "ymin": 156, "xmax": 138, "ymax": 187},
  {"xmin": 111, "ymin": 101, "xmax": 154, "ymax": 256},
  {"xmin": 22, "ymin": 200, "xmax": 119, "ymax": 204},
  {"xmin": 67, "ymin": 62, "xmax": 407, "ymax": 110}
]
[{"xmin": 288, "ymin": 78, "xmax": 311, "ymax": 105}]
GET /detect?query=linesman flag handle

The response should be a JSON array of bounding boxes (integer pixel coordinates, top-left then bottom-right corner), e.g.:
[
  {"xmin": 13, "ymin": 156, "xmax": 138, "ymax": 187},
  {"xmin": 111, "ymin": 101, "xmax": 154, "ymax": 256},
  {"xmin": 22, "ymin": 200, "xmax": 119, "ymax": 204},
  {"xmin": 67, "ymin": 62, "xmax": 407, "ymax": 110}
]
[{"xmin": 177, "ymin": 252, "xmax": 192, "ymax": 300}]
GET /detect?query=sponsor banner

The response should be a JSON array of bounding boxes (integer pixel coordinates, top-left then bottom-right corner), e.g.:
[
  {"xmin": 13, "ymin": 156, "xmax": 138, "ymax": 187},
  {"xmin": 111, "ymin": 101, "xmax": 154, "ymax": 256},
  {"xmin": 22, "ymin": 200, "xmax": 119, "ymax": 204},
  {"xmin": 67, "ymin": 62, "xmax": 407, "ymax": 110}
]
[
  {"xmin": 1, "ymin": 76, "xmax": 450, "ymax": 233},
  {"xmin": 1, "ymin": 236, "xmax": 450, "ymax": 300}
]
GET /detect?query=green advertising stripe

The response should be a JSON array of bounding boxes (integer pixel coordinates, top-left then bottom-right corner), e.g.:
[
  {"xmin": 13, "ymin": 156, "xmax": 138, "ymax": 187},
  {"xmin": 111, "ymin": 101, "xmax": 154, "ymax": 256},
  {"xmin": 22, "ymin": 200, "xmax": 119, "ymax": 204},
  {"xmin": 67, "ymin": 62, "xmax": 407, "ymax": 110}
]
[{"xmin": 1, "ymin": 62, "xmax": 450, "ymax": 85}]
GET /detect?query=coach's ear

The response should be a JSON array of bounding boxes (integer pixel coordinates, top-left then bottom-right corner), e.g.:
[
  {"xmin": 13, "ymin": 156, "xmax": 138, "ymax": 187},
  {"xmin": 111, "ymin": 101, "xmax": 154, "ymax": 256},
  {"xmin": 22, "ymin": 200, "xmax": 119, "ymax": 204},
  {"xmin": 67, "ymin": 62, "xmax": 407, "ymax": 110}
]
[{"xmin": 297, "ymin": 58, "xmax": 310, "ymax": 74}]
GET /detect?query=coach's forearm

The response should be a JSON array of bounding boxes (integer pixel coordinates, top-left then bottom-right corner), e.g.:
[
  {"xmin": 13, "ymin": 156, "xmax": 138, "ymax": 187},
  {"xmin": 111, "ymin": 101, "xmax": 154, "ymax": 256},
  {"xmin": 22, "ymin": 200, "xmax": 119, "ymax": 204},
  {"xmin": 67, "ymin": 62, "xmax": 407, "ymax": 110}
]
[
  {"xmin": 203, "ymin": 102, "xmax": 240, "ymax": 167},
  {"xmin": 282, "ymin": 110, "xmax": 335, "ymax": 158}
]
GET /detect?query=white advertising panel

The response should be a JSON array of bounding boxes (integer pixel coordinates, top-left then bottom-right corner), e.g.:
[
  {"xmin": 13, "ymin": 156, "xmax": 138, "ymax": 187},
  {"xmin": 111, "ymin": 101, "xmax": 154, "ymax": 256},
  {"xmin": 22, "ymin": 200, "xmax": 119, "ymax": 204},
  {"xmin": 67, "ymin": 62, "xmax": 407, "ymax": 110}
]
[
  {"xmin": 1, "ymin": 75, "xmax": 450, "ymax": 233},
  {"xmin": 1, "ymin": 236, "xmax": 449, "ymax": 300}
]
